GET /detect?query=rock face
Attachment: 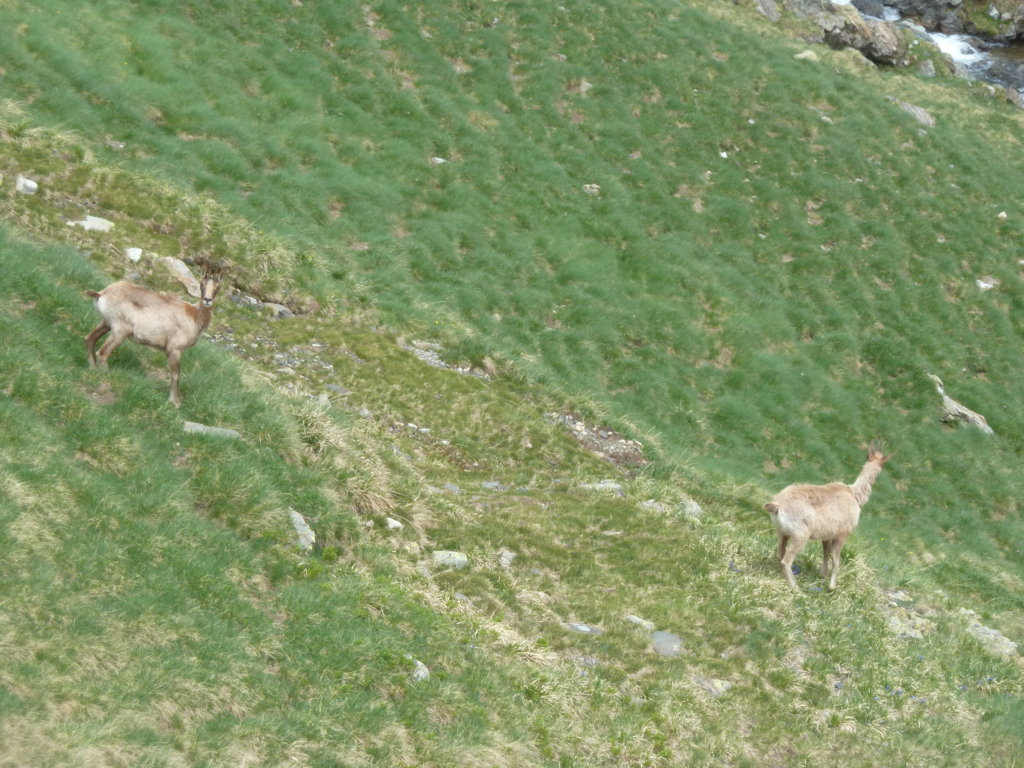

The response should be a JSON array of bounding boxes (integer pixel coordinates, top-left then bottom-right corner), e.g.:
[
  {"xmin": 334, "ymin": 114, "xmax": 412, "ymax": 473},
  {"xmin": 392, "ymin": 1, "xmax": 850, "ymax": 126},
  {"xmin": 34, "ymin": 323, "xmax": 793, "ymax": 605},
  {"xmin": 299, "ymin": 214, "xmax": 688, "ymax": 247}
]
[
  {"xmin": 887, "ymin": 0, "xmax": 964, "ymax": 33},
  {"xmin": 787, "ymin": 0, "xmax": 909, "ymax": 65}
]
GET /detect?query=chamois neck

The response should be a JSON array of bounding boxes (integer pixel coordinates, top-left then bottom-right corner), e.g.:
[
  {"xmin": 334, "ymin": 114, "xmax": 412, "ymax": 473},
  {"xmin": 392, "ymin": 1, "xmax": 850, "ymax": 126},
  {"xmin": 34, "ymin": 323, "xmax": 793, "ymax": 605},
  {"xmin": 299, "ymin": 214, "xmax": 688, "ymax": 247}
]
[
  {"xmin": 193, "ymin": 303, "xmax": 214, "ymax": 332},
  {"xmin": 849, "ymin": 459, "xmax": 884, "ymax": 506}
]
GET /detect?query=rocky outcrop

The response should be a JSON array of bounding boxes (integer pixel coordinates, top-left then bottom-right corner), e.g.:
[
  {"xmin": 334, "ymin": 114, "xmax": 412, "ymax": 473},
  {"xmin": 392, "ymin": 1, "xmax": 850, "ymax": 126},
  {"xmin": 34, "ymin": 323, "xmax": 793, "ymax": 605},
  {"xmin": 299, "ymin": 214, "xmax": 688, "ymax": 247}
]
[
  {"xmin": 784, "ymin": 0, "xmax": 910, "ymax": 65},
  {"xmin": 887, "ymin": 0, "xmax": 965, "ymax": 33}
]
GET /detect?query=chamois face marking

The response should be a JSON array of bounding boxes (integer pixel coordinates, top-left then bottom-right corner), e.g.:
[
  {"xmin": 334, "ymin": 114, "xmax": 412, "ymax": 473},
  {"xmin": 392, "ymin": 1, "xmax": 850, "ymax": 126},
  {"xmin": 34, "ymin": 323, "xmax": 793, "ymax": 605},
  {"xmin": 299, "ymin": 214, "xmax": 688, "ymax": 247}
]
[{"xmin": 199, "ymin": 273, "xmax": 221, "ymax": 307}]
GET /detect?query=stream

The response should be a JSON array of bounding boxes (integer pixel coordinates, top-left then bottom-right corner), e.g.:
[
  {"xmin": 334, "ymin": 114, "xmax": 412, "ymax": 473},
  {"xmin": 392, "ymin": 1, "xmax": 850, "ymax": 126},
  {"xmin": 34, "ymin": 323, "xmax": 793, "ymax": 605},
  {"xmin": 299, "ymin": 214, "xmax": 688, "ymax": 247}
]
[{"xmin": 928, "ymin": 31, "xmax": 1024, "ymax": 93}]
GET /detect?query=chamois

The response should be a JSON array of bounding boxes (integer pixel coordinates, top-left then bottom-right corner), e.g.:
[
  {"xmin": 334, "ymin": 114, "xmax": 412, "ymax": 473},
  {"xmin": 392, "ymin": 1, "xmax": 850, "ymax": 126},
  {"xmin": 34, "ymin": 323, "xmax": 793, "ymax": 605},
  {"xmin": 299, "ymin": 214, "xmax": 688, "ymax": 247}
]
[
  {"xmin": 763, "ymin": 444, "xmax": 891, "ymax": 590},
  {"xmin": 85, "ymin": 262, "xmax": 224, "ymax": 407}
]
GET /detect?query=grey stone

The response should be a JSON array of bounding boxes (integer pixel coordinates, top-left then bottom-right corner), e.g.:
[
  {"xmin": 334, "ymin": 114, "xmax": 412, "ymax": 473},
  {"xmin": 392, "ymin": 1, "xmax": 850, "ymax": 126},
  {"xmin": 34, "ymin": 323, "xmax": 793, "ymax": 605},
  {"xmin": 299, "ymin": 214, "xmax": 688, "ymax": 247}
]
[
  {"xmin": 408, "ymin": 657, "xmax": 430, "ymax": 682},
  {"xmin": 68, "ymin": 214, "xmax": 115, "ymax": 232},
  {"xmin": 183, "ymin": 421, "xmax": 241, "ymax": 439},
  {"xmin": 625, "ymin": 615, "xmax": 657, "ymax": 632},
  {"xmin": 263, "ymin": 302, "xmax": 294, "ymax": 319},
  {"xmin": 432, "ymin": 550, "xmax": 469, "ymax": 569},
  {"xmin": 652, "ymin": 630, "xmax": 682, "ymax": 657},
  {"xmin": 565, "ymin": 622, "xmax": 604, "ymax": 635},
  {"xmin": 161, "ymin": 257, "xmax": 201, "ymax": 297},
  {"xmin": 694, "ymin": 676, "xmax": 733, "ymax": 697},
  {"xmin": 15, "ymin": 175, "xmax": 38, "ymax": 194},
  {"xmin": 580, "ymin": 479, "xmax": 624, "ymax": 494},
  {"xmin": 289, "ymin": 508, "xmax": 316, "ymax": 552}
]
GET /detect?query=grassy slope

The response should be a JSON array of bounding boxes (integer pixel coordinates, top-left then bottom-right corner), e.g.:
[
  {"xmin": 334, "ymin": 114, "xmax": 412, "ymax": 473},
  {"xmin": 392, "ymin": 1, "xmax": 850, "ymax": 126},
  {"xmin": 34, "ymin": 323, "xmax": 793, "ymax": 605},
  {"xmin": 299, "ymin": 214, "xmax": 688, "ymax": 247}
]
[{"xmin": 1, "ymin": 0, "xmax": 1023, "ymax": 764}]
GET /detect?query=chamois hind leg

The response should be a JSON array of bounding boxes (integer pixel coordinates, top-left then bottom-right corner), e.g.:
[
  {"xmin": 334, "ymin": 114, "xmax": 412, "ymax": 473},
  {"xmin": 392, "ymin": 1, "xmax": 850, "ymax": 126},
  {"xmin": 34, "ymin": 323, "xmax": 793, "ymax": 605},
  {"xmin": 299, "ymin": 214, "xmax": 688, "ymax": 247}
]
[
  {"xmin": 780, "ymin": 534, "xmax": 808, "ymax": 589},
  {"xmin": 85, "ymin": 323, "xmax": 110, "ymax": 368},
  {"xmin": 826, "ymin": 535, "xmax": 849, "ymax": 590},
  {"xmin": 96, "ymin": 327, "xmax": 130, "ymax": 368},
  {"xmin": 820, "ymin": 540, "xmax": 833, "ymax": 579},
  {"xmin": 777, "ymin": 532, "xmax": 789, "ymax": 562},
  {"xmin": 166, "ymin": 348, "xmax": 183, "ymax": 408}
]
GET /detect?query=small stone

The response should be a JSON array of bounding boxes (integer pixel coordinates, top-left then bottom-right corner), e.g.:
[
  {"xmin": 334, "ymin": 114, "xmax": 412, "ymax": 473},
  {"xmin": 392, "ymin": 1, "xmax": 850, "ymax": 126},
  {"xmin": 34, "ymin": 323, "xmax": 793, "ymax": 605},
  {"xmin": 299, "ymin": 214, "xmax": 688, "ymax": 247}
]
[
  {"xmin": 652, "ymin": 630, "xmax": 682, "ymax": 657},
  {"xmin": 408, "ymin": 657, "xmax": 430, "ymax": 682},
  {"xmin": 183, "ymin": 421, "xmax": 241, "ymax": 439},
  {"xmin": 694, "ymin": 676, "xmax": 733, "ymax": 697},
  {"xmin": 625, "ymin": 615, "xmax": 657, "ymax": 632},
  {"xmin": 565, "ymin": 622, "xmax": 604, "ymax": 635},
  {"xmin": 386, "ymin": 517, "xmax": 404, "ymax": 530},
  {"xmin": 325, "ymin": 384, "xmax": 352, "ymax": 395},
  {"xmin": 639, "ymin": 499, "xmax": 669, "ymax": 513},
  {"xmin": 432, "ymin": 550, "xmax": 469, "ymax": 569},
  {"xmin": 67, "ymin": 214, "xmax": 115, "ymax": 232},
  {"xmin": 679, "ymin": 499, "xmax": 704, "ymax": 518},
  {"xmin": 499, "ymin": 549, "xmax": 515, "ymax": 568},
  {"xmin": 443, "ymin": 482, "xmax": 461, "ymax": 494},
  {"xmin": 289, "ymin": 508, "xmax": 316, "ymax": 552},
  {"xmin": 580, "ymin": 479, "xmax": 623, "ymax": 494},
  {"xmin": 161, "ymin": 257, "xmax": 201, "ymax": 297},
  {"xmin": 262, "ymin": 302, "xmax": 294, "ymax": 318},
  {"xmin": 125, "ymin": 247, "xmax": 143, "ymax": 262},
  {"xmin": 15, "ymin": 175, "xmax": 38, "ymax": 194}
]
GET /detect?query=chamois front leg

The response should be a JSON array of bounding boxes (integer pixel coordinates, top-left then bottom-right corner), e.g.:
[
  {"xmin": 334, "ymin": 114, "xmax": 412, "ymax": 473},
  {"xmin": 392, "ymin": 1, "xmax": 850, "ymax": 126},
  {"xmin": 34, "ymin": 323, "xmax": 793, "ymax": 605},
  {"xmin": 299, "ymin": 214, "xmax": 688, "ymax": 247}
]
[{"xmin": 166, "ymin": 348, "xmax": 183, "ymax": 408}]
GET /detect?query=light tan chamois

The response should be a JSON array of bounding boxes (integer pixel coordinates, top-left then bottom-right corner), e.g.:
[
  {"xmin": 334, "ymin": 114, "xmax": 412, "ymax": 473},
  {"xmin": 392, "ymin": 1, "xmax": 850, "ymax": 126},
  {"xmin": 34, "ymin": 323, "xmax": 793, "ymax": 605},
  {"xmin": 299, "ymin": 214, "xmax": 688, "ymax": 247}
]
[
  {"xmin": 764, "ymin": 444, "xmax": 891, "ymax": 590},
  {"xmin": 85, "ymin": 262, "xmax": 224, "ymax": 407}
]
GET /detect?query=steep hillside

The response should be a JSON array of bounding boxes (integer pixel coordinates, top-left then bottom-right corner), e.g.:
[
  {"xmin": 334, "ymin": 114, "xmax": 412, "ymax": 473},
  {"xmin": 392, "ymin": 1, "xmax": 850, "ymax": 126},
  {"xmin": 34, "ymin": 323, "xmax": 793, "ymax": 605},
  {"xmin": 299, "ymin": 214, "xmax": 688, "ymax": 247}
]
[{"xmin": 1, "ymin": 0, "xmax": 1022, "ymax": 764}]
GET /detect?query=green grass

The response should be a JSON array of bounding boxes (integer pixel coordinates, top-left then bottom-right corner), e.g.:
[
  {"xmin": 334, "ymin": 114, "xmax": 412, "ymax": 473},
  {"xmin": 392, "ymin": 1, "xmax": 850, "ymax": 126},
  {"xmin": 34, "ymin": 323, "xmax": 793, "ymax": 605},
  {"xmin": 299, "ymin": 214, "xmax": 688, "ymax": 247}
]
[{"xmin": 1, "ymin": 0, "xmax": 1024, "ymax": 763}]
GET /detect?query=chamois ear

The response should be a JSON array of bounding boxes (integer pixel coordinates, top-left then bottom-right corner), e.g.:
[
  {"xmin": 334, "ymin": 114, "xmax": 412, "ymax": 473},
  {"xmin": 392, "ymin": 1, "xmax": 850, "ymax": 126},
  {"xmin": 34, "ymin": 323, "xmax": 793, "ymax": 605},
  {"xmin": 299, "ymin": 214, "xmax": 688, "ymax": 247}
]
[{"xmin": 866, "ymin": 441, "xmax": 892, "ymax": 464}]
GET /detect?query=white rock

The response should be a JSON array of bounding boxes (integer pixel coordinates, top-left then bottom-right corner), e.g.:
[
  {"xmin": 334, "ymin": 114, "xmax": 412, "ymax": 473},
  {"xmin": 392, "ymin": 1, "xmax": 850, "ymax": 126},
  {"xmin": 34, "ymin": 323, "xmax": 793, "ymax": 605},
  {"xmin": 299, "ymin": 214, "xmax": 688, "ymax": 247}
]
[
  {"xmin": 182, "ymin": 421, "xmax": 241, "ymax": 439},
  {"xmin": 653, "ymin": 630, "xmax": 682, "ymax": 657},
  {"xmin": 67, "ymin": 215, "xmax": 115, "ymax": 232},
  {"xmin": 160, "ymin": 257, "xmax": 201, "ymax": 296},
  {"xmin": 432, "ymin": 550, "xmax": 469, "ymax": 569},
  {"xmin": 289, "ymin": 508, "xmax": 316, "ymax": 552},
  {"xmin": 429, "ymin": 156, "xmax": 448, "ymax": 165},
  {"xmin": 580, "ymin": 479, "xmax": 623, "ymax": 494},
  {"xmin": 499, "ymin": 548, "xmax": 515, "ymax": 568},
  {"xmin": 125, "ymin": 247, "xmax": 143, "ymax": 262},
  {"xmin": 625, "ymin": 615, "xmax": 657, "ymax": 631},
  {"xmin": 15, "ymin": 175, "xmax": 38, "ymax": 194},
  {"xmin": 694, "ymin": 676, "xmax": 733, "ymax": 697},
  {"xmin": 386, "ymin": 517, "xmax": 404, "ymax": 530},
  {"xmin": 409, "ymin": 657, "xmax": 431, "ymax": 682},
  {"xmin": 565, "ymin": 621, "xmax": 604, "ymax": 635}
]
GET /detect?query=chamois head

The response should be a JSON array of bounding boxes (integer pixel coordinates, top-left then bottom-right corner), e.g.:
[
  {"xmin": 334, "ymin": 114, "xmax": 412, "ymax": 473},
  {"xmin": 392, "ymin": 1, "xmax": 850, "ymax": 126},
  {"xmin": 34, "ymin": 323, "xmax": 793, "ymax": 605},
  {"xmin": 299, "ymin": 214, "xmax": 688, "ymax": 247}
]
[
  {"xmin": 866, "ymin": 441, "xmax": 893, "ymax": 466},
  {"xmin": 192, "ymin": 258, "xmax": 226, "ymax": 308}
]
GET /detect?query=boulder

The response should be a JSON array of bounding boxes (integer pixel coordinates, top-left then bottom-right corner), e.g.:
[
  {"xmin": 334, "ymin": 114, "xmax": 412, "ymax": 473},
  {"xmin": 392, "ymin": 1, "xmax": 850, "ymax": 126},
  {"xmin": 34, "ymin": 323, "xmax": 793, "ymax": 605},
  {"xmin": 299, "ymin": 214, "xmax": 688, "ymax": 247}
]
[{"xmin": 785, "ymin": 0, "xmax": 909, "ymax": 65}]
